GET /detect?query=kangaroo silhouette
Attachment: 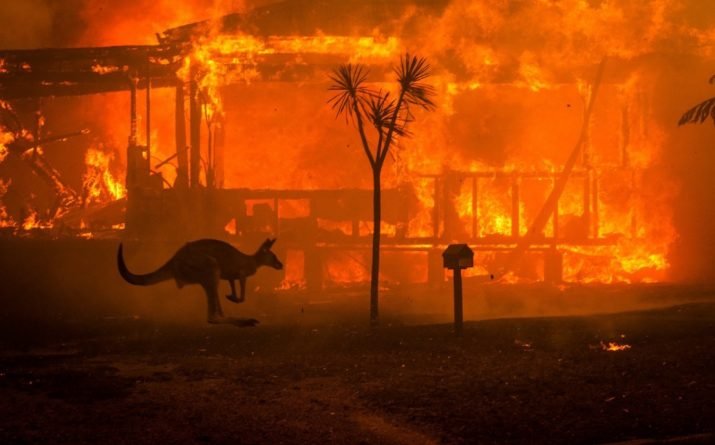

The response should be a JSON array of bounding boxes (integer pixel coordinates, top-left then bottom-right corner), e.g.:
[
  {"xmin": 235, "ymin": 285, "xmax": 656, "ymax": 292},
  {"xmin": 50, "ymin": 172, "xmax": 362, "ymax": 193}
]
[{"xmin": 117, "ymin": 238, "xmax": 283, "ymax": 326}]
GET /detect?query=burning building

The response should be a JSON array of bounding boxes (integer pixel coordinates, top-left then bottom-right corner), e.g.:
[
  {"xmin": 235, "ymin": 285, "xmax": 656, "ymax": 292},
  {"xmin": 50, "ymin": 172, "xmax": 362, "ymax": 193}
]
[{"xmin": 1, "ymin": 0, "xmax": 713, "ymax": 290}]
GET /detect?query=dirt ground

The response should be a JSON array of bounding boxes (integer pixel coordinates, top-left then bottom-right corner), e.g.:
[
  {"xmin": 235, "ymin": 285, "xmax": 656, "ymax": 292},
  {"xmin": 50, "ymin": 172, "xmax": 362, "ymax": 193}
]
[{"xmin": 1, "ymin": 296, "xmax": 713, "ymax": 444}]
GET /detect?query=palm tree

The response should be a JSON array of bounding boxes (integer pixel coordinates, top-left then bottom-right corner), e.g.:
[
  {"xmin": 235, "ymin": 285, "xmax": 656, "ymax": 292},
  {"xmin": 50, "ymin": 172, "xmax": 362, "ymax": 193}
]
[
  {"xmin": 679, "ymin": 75, "xmax": 715, "ymax": 126},
  {"xmin": 328, "ymin": 54, "xmax": 435, "ymax": 326}
]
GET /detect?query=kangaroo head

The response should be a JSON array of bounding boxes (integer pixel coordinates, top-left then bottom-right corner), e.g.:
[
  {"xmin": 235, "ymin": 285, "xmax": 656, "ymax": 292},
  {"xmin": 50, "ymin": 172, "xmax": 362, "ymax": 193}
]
[{"xmin": 255, "ymin": 238, "xmax": 283, "ymax": 270}]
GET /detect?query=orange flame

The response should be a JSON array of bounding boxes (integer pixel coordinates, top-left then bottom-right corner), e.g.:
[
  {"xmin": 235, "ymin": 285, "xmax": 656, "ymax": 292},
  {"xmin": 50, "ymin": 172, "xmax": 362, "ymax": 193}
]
[{"xmin": 82, "ymin": 146, "xmax": 126, "ymax": 204}]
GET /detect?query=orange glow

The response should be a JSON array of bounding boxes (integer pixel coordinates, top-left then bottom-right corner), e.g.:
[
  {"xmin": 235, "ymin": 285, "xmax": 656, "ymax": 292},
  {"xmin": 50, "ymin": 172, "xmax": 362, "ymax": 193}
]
[
  {"xmin": 325, "ymin": 251, "xmax": 369, "ymax": 285},
  {"xmin": 1, "ymin": 0, "xmax": 698, "ymax": 285},
  {"xmin": 278, "ymin": 249, "xmax": 306, "ymax": 290}
]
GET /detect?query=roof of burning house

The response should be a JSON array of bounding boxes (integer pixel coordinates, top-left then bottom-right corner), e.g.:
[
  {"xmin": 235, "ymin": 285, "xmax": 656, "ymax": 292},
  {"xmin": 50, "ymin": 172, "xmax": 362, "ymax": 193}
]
[
  {"xmin": 0, "ymin": 1, "xmax": 447, "ymax": 100},
  {"xmin": 0, "ymin": 45, "xmax": 182, "ymax": 99},
  {"xmin": 0, "ymin": 0, "xmax": 678, "ymax": 100}
]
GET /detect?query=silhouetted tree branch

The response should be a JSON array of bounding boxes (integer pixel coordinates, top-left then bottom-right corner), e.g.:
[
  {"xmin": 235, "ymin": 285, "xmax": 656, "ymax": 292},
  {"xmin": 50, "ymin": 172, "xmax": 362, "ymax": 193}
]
[{"xmin": 328, "ymin": 54, "xmax": 435, "ymax": 326}]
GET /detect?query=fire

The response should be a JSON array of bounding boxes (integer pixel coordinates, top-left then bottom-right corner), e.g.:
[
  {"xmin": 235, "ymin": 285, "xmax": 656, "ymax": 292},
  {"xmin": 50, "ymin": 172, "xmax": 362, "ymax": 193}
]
[
  {"xmin": 0, "ymin": 129, "xmax": 12, "ymax": 163},
  {"xmin": 518, "ymin": 53, "xmax": 551, "ymax": 92},
  {"xmin": 178, "ymin": 33, "xmax": 399, "ymax": 121},
  {"xmin": 178, "ymin": 33, "xmax": 265, "ymax": 120},
  {"xmin": 268, "ymin": 35, "xmax": 399, "ymax": 61},
  {"xmin": 82, "ymin": 146, "xmax": 126, "ymax": 204},
  {"xmin": 0, "ymin": 179, "xmax": 13, "ymax": 228},
  {"xmin": 21, "ymin": 210, "xmax": 51, "ymax": 231},
  {"xmin": 277, "ymin": 249, "xmax": 307, "ymax": 291},
  {"xmin": 3, "ymin": 0, "xmax": 706, "ymax": 286},
  {"xmin": 325, "ymin": 251, "xmax": 370, "ymax": 286}
]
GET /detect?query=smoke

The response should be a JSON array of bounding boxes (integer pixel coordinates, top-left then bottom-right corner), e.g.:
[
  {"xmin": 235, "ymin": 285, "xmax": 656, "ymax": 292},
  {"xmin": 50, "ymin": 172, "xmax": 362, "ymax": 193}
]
[
  {"xmin": 0, "ymin": 0, "xmax": 53, "ymax": 49},
  {"xmin": 72, "ymin": 0, "xmax": 243, "ymax": 46},
  {"xmin": 0, "ymin": 0, "xmax": 265, "ymax": 49}
]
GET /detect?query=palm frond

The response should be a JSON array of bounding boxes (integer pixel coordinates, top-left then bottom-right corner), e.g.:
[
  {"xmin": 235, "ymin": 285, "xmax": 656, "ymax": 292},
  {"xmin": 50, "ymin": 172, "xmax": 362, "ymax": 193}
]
[
  {"xmin": 394, "ymin": 54, "xmax": 436, "ymax": 110},
  {"xmin": 678, "ymin": 97, "xmax": 715, "ymax": 126},
  {"xmin": 328, "ymin": 64, "xmax": 372, "ymax": 121},
  {"xmin": 363, "ymin": 91, "xmax": 409, "ymax": 137}
]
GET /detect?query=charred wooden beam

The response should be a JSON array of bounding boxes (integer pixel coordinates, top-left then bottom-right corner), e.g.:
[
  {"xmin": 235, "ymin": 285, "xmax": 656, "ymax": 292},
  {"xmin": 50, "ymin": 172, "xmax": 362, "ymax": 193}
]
[
  {"xmin": 511, "ymin": 177, "xmax": 520, "ymax": 238},
  {"xmin": 418, "ymin": 171, "xmax": 591, "ymax": 180},
  {"xmin": 174, "ymin": 81, "xmax": 189, "ymax": 188},
  {"xmin": 502, "ymin": 59, "xmax": 607, "ymax": 276},
  {"xmin": 145, "ymin": 65, "xmax": 152, "ymax": 156},
  {"xmin": 471, "ymin": 177, "xmax": 478, "ymax": 238},
  {"xmin": 189, "ymin": 73, "xmax": 201, "ymax": 188},
  {"xmin": 213, "ymin": 122, "xmax": 225, "ymax": 188},
  {"xmin": 0, "ymin": 45, "xmax": 181, "ymax": 99}
]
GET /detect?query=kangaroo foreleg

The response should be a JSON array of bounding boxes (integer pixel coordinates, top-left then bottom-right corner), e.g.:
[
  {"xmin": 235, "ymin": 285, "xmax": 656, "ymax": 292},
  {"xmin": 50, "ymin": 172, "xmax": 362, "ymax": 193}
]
[
  {"xmin": 226, "ymin": 276, "xmax": 247, "ymax": 303},
  {"xmin": 239, "ymin": 276, "xmax": 246, "ymax": 302}
]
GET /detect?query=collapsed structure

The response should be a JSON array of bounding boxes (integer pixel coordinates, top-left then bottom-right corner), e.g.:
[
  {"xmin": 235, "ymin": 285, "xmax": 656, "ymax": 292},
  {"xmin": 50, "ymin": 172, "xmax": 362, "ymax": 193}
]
[{"xmin": 1, "ymin": 0, "xmax": 692, "ymax": 289}]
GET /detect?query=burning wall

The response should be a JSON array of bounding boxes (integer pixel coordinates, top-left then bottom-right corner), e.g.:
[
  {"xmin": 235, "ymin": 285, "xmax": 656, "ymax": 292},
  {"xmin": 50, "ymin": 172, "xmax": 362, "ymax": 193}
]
[{"xmin": 2, "ymin": 0, "xmax": 715, "ymax": 284}]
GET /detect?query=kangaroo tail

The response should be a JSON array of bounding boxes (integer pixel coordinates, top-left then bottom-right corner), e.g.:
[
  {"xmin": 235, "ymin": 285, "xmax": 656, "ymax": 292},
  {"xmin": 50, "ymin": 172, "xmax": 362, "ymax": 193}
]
[{"xmin": 117, "ymin": 243, "xmax": 173, "ymax": 286}]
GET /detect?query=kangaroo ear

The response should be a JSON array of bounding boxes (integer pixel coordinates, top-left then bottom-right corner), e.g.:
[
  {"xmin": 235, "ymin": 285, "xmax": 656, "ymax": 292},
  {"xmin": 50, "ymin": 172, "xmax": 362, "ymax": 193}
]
[
  {"xmin": 268, "ymin": 238, "xmax": 277, "ymax": 248},
  {"xmin": 262, "ymin": 238, "xmax": 276, "ymax": 250}
]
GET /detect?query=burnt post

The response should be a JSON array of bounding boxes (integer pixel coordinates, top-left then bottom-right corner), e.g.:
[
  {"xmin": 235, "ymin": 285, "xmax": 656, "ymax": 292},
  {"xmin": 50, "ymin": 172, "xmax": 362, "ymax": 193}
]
[
  {"xmin": 442, "ymin": 244, "xmax": 474, "ymax": 336},
  {"xmin": 174, "ymin": 80, "xmax": 189, "ymax": 188},
  {"xmin": 189, "ymin": 65, "xmax": 201, "ymax": 189}
]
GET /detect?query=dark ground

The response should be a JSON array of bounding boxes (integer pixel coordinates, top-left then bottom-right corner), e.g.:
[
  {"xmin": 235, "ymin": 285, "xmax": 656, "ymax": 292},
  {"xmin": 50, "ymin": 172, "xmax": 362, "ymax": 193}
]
[
  {"xmin": 0, "ymin": 240, "xmax": 714, "ymax": 444},
  {"xmin": 0, "ymin": 301, "xmax": 713, "ymax": 444}
]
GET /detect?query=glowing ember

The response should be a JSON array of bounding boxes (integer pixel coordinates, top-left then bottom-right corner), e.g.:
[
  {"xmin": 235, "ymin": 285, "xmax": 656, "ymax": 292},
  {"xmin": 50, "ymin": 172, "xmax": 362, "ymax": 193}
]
[
  {"xmin": 91, "ymin": 64, "xmax": 122, "ymax": 75},
  {"xmin": 600, "ymin": 341, "xmax": 632, "ymax": 352}
]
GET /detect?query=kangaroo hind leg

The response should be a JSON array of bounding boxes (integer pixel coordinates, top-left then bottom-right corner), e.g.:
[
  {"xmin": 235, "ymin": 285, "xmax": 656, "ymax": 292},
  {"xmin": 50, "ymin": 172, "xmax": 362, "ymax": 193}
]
[
  {"xmin": 190, "ymin": 256, "xmax": 224, "ymax": 324},
  {"xmin": 198, "ymin": 262, "xmax": 258, "ymax": 327}
]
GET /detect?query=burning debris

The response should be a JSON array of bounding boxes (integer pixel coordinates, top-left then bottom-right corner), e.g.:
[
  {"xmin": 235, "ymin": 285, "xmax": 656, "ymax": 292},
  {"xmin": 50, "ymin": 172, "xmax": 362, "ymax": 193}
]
[{"xmin": 82, "ymin": 145, "xmax": 126, "ymax": 206}]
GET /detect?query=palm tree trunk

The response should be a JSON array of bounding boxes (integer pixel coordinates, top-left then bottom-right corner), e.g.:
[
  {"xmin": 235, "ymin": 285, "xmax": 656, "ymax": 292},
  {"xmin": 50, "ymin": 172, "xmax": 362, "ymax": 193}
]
[{"xmin": 370, "ymin": 167, "xmax": 381, "ymax": 326}]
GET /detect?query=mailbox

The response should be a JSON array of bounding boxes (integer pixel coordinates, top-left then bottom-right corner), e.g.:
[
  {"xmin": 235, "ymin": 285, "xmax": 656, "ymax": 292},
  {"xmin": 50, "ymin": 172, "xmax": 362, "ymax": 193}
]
[
  {"xmin": 442, "ymin": 244, "xmax": 474, "ymax": 270},
  {"xmin": 442, "ymin": 244, "xmax": 473, "ymax": 337}
]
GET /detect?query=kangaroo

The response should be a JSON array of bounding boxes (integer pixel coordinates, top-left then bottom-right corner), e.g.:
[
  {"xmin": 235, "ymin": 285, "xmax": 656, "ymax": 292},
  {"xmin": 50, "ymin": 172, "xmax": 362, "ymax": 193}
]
[{"xmin": 117, "ymin": 238, "xmax": 283, "ymax": 326}]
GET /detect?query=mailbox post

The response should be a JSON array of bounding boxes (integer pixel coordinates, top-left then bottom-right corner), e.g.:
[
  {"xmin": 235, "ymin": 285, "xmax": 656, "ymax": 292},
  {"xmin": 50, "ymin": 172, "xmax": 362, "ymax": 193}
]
[{"xmin": 442, "ymin": 244, "xmax": 474, "ymax": 336}]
